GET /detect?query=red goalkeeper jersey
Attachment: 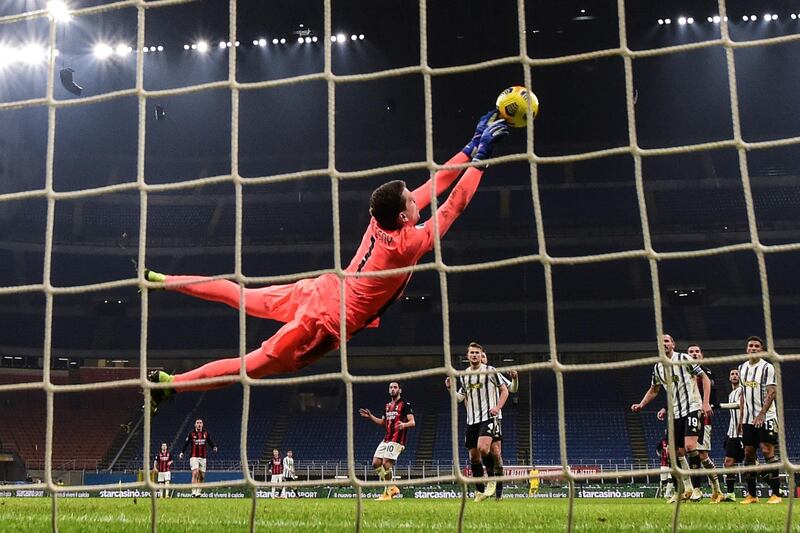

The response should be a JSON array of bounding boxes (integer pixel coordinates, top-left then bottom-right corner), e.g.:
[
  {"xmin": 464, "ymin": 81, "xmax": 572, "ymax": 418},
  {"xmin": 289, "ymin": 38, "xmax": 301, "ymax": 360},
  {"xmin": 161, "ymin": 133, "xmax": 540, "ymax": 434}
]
[{"xmin": 316, "ymin": 152, "xmax": 481, "ymax": 338}]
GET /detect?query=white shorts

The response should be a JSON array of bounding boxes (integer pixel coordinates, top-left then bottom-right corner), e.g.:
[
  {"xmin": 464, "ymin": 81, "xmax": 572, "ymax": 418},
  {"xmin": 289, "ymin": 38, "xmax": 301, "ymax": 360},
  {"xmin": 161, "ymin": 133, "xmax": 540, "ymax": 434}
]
[
  {"xmin": 189, "ymin": 457, "xmax": 207, "ymax": 473},
  {"xmin": 695, "ymin": 424, "xmax": 712, "ymax": 452},
  {"xmin": 157, "ymin": 472, "xmax": 171, "ymax": 482},
  {"xmin": 373, "ymin": 441, "xmax": 404, "ymax": 462},
  {"xmin": 270, "ymin": 474, "xmax": 283, "ymax": 484}
]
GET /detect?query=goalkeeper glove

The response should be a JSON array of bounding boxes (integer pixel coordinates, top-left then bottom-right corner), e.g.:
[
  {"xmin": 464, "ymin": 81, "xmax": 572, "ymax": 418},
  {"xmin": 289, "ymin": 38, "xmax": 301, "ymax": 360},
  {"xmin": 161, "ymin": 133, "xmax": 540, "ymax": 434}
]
[
  {"xmin": 472, "ymin": 120, "xmax": 509, "ymax": 162},
  {"xmin": 461, "ymin": 109, "xmax": 498, "ymax": 158}
]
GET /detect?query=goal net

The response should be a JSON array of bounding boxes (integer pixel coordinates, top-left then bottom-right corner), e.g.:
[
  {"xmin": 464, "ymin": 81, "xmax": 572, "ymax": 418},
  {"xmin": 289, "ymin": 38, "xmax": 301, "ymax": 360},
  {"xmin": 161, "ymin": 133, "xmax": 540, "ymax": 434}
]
[{"xmin": 0, "ymin": 0, "xmax": 799, "ymax": 531}]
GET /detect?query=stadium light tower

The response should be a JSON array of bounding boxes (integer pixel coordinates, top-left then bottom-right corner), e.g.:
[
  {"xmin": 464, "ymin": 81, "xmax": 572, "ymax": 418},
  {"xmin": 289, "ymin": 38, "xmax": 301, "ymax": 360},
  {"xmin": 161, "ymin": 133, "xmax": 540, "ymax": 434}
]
[{"xmin": 46, "ymin": 1, "xmax": 71, "ymax": 23}]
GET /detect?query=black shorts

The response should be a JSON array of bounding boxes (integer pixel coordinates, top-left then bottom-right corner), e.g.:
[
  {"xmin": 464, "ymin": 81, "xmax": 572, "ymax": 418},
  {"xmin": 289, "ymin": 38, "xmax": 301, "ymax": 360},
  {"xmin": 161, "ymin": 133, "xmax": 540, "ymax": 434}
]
[
  {"xmin": 742, "ymin": 421, "xmax": 779, "ymax": 447},
  {"xmin": 672, "ymin": 410, "xmax": 704, "ymax": 446},
  {"xmin": 464, "ymin": 418, "xmax": 502, "ymax": 450},
  {"xmin": 724, "ymin": 436, "xmax": 745, "ymax": 462}
]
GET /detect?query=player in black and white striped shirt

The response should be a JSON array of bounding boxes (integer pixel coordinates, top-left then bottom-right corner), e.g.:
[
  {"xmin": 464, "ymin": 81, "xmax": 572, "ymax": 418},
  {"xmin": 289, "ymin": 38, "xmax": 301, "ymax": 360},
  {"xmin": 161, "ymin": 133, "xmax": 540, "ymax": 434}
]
[
  {"xmin": 445, "ymin": 342, "xmax": 509, "ymax": 502},
  {"xmin": 737, "ymin": 336, "xmax": 782, "ymax": 504},
  {"xmin": 684, "ymin": 344, "xmax": 722, "ymax": 501},
  {"xmin": 718, "ymin": 368, "xmax": 743, "ymax": 501},
  {"xmin": 631, "ymin": 335, "xmax": 714, "ymax": 503},
  {"xmin": 481, "ymin": 350, "xmax": 518, "ymax": 500}
]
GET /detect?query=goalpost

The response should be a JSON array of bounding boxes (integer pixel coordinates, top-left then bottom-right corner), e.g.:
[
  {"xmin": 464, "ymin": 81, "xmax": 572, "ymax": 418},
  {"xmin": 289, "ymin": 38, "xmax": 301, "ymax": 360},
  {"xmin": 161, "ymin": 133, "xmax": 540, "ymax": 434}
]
[{"xmin": 1, "ymin": 0, "xmax": 799, "ymax": 531}]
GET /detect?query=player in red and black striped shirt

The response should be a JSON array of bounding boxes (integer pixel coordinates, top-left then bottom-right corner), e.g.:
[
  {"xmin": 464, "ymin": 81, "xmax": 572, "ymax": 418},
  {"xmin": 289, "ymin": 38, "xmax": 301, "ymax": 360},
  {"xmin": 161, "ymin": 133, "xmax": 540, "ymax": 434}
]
[
  {"xmin": 269, "ymin": 449, "xmax": 284, "ymax": 498},
  {"xmin": 178, "ymin": 419, "xmax": 218, "ymax": 497},
  {"xmin": 359, "ymin": 381, "xmax": 415, "ymax": 500},
  {"xmin": 153, "ymin": 442, "xmax": 173, "ymax": 498}
]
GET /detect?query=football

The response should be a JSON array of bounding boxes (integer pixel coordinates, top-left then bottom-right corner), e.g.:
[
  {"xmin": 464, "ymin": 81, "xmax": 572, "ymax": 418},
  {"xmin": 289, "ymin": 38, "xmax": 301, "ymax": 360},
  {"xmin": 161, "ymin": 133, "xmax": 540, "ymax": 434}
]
[{"xmin": 495, "ymin": 86, "xmax": 539, "ymax": 128}]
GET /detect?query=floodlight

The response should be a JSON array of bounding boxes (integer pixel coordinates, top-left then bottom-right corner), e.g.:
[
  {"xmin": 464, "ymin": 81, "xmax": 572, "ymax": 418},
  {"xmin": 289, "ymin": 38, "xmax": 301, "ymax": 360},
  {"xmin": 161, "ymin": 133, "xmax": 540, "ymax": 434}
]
[
  {"xmin": 0, "ymin": 46, "xmax": 16, "ymax": 68},
  {"xmin": 196, "ymin": 41, "xmax": 208, "ymax": 52},
  {"xmin": 19, "ymin": 44, "xmax": 46, "ymax": 64},
  {"xmin": 93, "ymin": 43, "xmax": 113, "ymax": 59},
  {"xmin": 46, "ymin": 1, "xmax": 71, "ymax": 23}
]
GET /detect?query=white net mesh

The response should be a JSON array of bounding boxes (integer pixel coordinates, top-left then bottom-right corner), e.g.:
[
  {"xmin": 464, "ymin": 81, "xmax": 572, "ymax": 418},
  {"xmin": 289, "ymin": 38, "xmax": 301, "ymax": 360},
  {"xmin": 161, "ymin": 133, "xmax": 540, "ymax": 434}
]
[{"xmin": 1, "ymin": 0, "xmax": 799, "ymax": 531}]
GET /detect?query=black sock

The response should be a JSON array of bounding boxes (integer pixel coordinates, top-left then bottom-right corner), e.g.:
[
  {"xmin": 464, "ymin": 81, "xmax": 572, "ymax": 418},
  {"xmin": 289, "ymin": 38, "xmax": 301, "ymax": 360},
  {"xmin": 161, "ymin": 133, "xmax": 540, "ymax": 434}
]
[
  {"xmin": 744, "ymin": 459, "xmax": 757, "ymax": 496},
  {"xmin": 687, "ymin": 450, "xmax": 702, "ymax": 488},
  {"xmin": 726, "ymin": 473, "xmax": 736, "ymax": 494},
  {"xmin": 483, "ymin": 453, "xmax": 495, "ymax": 475},
  {"xmin": 471, "ymin": 463, "xmax": 485, "ymax": 493},
  {"xmin": 495, "ymin": 456, "xmax": 504, "ymax": 499},
  {"xmin": 766, "ymin": 456, "xmax": 781, "ymax": 496}
]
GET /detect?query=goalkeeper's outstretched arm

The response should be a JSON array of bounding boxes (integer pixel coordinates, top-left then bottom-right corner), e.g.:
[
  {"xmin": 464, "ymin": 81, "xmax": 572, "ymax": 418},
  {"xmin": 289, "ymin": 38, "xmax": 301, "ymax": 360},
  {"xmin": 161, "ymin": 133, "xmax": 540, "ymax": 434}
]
[
  {"xmin": 410, "ymin": 110, "xmax": 497, "ymax": 210},
  {"xmin": 422, "ymin": 120, "xmax": 509, "ymax": 244}
]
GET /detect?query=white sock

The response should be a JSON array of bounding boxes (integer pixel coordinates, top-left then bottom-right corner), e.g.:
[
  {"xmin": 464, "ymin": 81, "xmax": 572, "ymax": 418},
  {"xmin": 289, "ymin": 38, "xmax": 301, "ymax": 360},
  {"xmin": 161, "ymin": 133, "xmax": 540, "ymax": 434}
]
[{"xmin": 678, "ymin": 457, "xmax": 694, "ymax": 491}]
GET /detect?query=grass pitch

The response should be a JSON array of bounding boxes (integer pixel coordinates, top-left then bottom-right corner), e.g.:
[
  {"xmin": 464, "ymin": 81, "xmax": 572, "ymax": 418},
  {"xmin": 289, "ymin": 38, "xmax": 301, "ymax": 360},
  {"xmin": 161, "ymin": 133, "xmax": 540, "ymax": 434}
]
[{"xmin": 1, "ymin": 497, "xmax": 798, "ymax": 532}]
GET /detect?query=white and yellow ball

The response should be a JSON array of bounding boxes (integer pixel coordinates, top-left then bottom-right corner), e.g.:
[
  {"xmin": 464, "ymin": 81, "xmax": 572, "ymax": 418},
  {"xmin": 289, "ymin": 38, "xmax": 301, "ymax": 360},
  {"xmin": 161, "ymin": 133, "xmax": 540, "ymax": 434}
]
[{"xmin": 495, "ymin": 86, "xmax": 539, "ymax": 128}]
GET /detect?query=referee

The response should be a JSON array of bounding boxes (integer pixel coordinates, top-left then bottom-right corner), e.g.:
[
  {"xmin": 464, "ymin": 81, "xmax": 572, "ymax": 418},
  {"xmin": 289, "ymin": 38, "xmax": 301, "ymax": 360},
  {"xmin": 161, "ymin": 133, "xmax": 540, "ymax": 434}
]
[{"xmin": 445, "ymin": 342, "xmax": 509, "ymax": 502}]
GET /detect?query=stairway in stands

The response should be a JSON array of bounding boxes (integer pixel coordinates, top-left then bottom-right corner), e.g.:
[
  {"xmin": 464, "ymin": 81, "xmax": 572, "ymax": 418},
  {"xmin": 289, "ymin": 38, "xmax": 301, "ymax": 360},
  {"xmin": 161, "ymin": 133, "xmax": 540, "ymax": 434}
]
[
  {"xmin": 99, "ymin": 415, "xmax": 140, "ymax": 470},
  {"xmin": 621, "ymin": 380, "xmax": 649, "ymax": 465},
  {"xmin": 413, "ymin": 413, "xmax": 437, "ymax": 463},
  {"xmin": 516, "ymin": 383, "xmax": 532, "ymax": 464},
  {"xmin": 261, "ymin": 408, "xmax": 293, "ymax": 460}
]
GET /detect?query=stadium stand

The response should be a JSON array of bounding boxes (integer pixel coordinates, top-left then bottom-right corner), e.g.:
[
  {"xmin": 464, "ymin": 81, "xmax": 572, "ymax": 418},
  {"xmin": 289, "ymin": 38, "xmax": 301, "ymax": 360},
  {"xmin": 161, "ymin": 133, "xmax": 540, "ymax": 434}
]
[
  {"xmin": 1, "ymin": 359, "xmax": 796, "ymax": 473},
  {"xmin": 0, "ymin": 369, "xmax": 140, "ymax": 470}
]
